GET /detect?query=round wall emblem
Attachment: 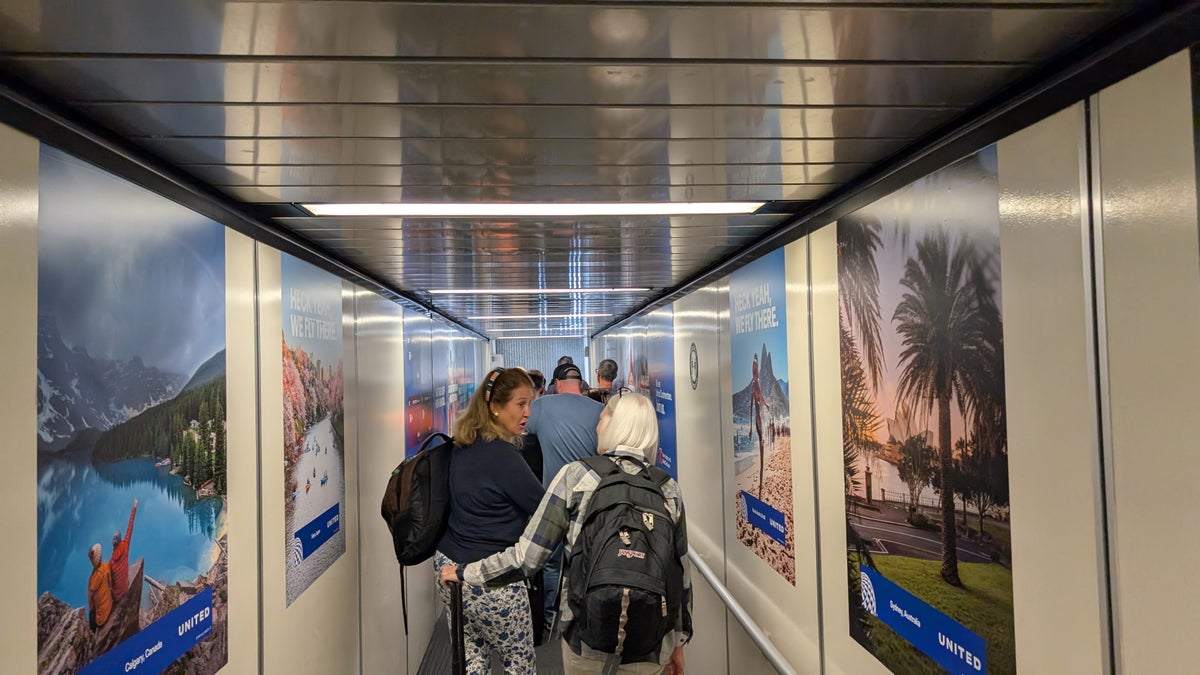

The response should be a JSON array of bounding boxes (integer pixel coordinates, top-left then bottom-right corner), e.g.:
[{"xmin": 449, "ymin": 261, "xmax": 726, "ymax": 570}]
[{"xmin": 688, "ymin": 342, "xmax": 699, "ymax": 390}]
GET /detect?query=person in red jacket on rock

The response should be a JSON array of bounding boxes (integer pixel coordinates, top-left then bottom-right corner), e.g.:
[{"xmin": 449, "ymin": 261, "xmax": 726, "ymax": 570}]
[{"xmin": 109, "ymin": 498, "xmax": 138, "ymax": 599}]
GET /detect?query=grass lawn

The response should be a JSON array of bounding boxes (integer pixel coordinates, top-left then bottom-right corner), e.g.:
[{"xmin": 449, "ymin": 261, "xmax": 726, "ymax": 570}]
[
  {"xmin": 862, "ymin": 555, "xmax": 1015, "ymax": 675},
  {"xmin": 980, "ymin": 521, "xmax": 1012, "ymax": 550}
]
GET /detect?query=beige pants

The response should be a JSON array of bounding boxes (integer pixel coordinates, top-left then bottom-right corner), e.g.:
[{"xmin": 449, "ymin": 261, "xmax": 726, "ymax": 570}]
[{"xmin": 561, "ymin": 640, "xmax": 665, "ymax": 675}]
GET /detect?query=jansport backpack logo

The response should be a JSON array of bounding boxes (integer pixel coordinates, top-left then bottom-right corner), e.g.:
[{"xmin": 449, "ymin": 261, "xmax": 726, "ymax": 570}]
[{"xmin": 566, "ymin": 455, "xmax": 685, "ymax": 665}]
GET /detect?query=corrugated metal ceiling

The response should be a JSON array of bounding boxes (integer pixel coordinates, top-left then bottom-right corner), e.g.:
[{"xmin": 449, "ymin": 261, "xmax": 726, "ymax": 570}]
[{"xmin": 0, "ymin": 0, "xmax": 1150, "ymax": 337}]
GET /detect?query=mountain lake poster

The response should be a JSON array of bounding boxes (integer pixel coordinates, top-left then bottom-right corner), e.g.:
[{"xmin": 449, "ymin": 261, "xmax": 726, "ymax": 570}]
[{"xmin": 35, "ymin": 144, "xmax": 229, "ymax": 674}]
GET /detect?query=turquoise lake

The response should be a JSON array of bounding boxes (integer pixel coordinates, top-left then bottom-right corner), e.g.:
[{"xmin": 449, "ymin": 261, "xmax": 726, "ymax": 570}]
[{"xmin": 37, "ymin": 457, "xmax": 223, "ymax": 608}]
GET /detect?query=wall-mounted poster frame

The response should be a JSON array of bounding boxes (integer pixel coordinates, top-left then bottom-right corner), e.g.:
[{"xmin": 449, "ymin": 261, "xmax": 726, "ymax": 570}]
[
  {"xmin": 838, "ymin": 147, "xmax": 1015, "ymax": 675},
  {"xmin": 35, "ymin": 144, "xmax": 230, "ymax": 675},
  {"xmin": 729, "ymin": 247, "xmax": 796, "ymax": 585},
  {"xmin": 281, "ymin": 254, "xmax": 347, "ymax": 606}
]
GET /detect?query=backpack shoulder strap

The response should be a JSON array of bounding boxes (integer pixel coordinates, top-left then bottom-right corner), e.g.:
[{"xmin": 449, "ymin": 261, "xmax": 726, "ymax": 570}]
[
  {"xmin": 643, "ymin": 464, "xmax": 672, "ymax": 490},
  {"xmin": 420, "ymin": 432, "xmax": 454, "ymax": 453},
  {"xmin": 580, "ymin": 454, "xmax": 621, "ymax": 477}
]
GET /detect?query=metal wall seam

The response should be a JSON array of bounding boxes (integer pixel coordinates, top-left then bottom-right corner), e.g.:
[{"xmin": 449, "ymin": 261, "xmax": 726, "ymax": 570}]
[
  {"xmin": 1083, "ymin": 94, "xmax": 1119, "ymax": 675},
  {"xmin": 804, "ymin": 234, "xmax": 826, "ymax": 675}
]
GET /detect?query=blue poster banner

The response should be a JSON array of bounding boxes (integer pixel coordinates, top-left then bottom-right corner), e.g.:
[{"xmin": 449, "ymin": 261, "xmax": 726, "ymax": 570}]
[
  {"xmin": 860, "ymin": 566, "xmax": 987, "ymax": 674},
  {"xmin": 81, "ymin": 588, "xmax": 215, "ymax": 675},
  {"xmin": 729, "ymin": 246, "xmax": 796, "ymax": 584},
  {"xmin": 647, "ymin": 307, "xmax": 677, "ymax": 478},
  {"xmin": 740, "ymin": 491, "xmax": 787, "ymax": 546},
  {"xmin": 295, "ymin": 503, "xmax": 342, "ymax": 560}
]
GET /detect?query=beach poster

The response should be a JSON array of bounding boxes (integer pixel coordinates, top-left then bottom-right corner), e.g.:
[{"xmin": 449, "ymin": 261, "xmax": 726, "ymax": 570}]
[
  {"xmin": 647, "ymin": 307, "xmax": 678, "ymax": 479},
  {"xmin": 35, "ymin": 145, "xmax": 229, "ymax": 674},
  {"xmin": 281, "ymin": 254, "xmax": 346, "ymax": 605},
  {"xmin": 839, "ymin": 147, "xmax": 1015, "ymax": 674},
  {"xmin": 729, "ymin": 248, "xmax": 795, "ymax": 584}
]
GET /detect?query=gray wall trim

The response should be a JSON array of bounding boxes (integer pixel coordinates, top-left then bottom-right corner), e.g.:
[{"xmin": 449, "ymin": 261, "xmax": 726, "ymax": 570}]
[
  {"xmin": 1084, "ymin": 95, "xmax": 1120, "ymax": 675},
  {"xmin": 804, "ymin": 237, "xmax": 827, "ymax": 675}
]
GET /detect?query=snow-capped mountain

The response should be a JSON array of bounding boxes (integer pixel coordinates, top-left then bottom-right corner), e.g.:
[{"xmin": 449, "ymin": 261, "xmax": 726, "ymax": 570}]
[{"xmin": 37, "ymin": 317, "xmax": 186, "ymax": 452}]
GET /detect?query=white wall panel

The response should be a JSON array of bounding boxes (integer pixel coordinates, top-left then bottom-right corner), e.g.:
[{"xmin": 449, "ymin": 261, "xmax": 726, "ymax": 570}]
[
  {"xmin": 225, "ymin": 229, "xmax": 261, "ymax": 674},
  {"xmin": 257, "ymin": 246, "xmax": 361, "ymax": 673},
  {"xmin": 718, "ymin": 239, "xmax": 822, "ymax": 674},
  {"xmin": 716, "ymin": 265, "xmax": 814, "ymax": 674},
  {"xmin": 354, "ymin": 290, "xmax": 427, "ymax": 675},
  {"xmin": 1097, "ymin": 49, "xmax": 1200, "ymax": 673},
  {"xmin": 672, "ymin": 287, "xmax": 729, "ymax": 674},
  {"xmin": 0, "ymin": 122, "xmax": 38, "ymax": 673},
  {"xmin": 996, "ymin": 103, "xmax": 1108, "ymax": 673}
]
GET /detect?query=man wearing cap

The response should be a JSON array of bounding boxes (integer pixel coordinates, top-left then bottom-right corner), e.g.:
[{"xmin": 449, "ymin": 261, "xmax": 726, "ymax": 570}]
[
  {"xmin": 544, "ymin": 355, "xmax": 589, "ymax": 395},
  {"xmin": 110, "ymin": 498, "xmax": 138, "ymax": 599},
  {"xmin": 525, "ymin": 361, "xmax": 604, "ymax": 630}
]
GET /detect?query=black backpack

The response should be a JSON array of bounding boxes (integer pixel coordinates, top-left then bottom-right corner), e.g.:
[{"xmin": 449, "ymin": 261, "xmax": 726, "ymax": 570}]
[
  {"xmin": 565, "ymin": 455, "xmax": 685, "ymax": 665},
  {"xmin": 380, "ymin": 432, "xmax": 455, "ymax": 632}
]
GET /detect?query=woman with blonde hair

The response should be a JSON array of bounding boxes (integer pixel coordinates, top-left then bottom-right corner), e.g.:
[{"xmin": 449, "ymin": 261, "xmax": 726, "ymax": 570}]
[
  {"xmin": 441, "ymin": 392, "xmax": 692, "ymax": 674},
  {"xmin": 435, "ymin": 367, "xmax": 544, "ymax": 674}
]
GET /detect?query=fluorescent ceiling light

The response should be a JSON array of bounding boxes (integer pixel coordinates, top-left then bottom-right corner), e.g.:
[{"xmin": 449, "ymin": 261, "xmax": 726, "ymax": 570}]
[
  {"xmin": 467, "ymin": 313, "xmax": 611, "ymax": 320},
  {"xmin": 495, "ymin": 334, "xmax": 588, "ymax": 340},
  {"xmin": 429, "ymin": 287, "xmax": 648, "ymax": 295},
  {"xmin": 488, "ymin": 327, "xmax": 590, "ymax": 333},
  {"xmin": 302, "ymin": 202, "xmax": 764, "ymax": 217}
]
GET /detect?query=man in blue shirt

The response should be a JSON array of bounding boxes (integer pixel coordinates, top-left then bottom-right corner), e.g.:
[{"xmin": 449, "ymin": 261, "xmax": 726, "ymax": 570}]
[{"xmin": 525, "ymin": 362, "xmax": 604, "ymax": 628}]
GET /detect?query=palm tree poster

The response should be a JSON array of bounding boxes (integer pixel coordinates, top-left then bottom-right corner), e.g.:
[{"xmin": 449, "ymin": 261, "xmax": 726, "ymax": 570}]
[
  {"xmin": 839, "ymin": 148, "xmax": 1014, "ymax": 674},
  {"xmin": 729, "ymin": 248, "xmax": 795, "ymax": 584},
  {"xmin": 36, "ymin": 145, "xmax": 228, "ymax": 674},
  {"xmin": 282, "ymin": 254, "xmax": 346, "ymax": 606}
]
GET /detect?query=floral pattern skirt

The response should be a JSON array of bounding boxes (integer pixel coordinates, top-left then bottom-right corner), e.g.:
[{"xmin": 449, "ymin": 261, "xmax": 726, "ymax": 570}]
[{"xmin": 434, "ymin": 551, "xmax": 536, "ymax": 675}]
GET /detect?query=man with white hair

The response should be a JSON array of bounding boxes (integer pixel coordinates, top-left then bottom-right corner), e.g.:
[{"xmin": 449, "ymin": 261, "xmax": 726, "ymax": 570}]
[{"xmin": 87, "ymin": 543, "xmax": 113, "ymax": 631}]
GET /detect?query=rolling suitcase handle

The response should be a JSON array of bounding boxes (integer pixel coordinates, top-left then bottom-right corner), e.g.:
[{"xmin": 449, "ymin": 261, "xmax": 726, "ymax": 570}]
[{"xmin": 449, "ymin": 582, "xmax": 466, "ymax": 675}]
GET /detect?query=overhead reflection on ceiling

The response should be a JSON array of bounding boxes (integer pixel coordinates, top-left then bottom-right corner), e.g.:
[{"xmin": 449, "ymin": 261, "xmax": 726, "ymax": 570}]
[{"xmin": 0, "ymin": 0, "xmax": 1138, "ymax": 336}]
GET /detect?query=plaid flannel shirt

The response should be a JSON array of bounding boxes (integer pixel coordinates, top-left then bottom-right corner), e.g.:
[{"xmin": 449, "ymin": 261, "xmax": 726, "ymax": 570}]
[{"xmin": 463, "ymin": 446, "xmax": 693, "ymax": 663}]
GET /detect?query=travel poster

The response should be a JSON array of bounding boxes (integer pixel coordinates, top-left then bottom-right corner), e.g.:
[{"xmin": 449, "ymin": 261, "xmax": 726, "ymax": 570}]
[
  {"xmin": 404, "ymin": 308, "xmax": 435, "ymax": 456},
  {"xmin": 729, "ymin": 248, "xmax": 795, "ymax": 584},
  {"xmin": 36, "ymin": 144, "xmax": 229, "ymax": 674},
  {"xmin": 646, "ymin": 307, "xmax": 678, "ymax": 479},
  {"xmin": 281, "ymin": 254, "xmax": 346, "ymax": 606},
  {"xmin": 432, "ymin": 324, "xmax": 451, "ymax": 435},
  {"xmin": 839, "ymin": 147, "xmax": 1015, "ymax": 674},
  {"xmin": 448, "ymin": 332, "xmax": 477, "ymax": 430}
]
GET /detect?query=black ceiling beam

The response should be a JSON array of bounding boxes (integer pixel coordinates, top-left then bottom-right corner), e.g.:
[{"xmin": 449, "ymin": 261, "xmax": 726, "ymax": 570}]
[
  {"xmin": 0, "ymin": 68, "xmax": 487, "ymax": 340},
  {"xmin": 595, "ymin": 0, "xmax": 1200, "ymax": 337}
]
